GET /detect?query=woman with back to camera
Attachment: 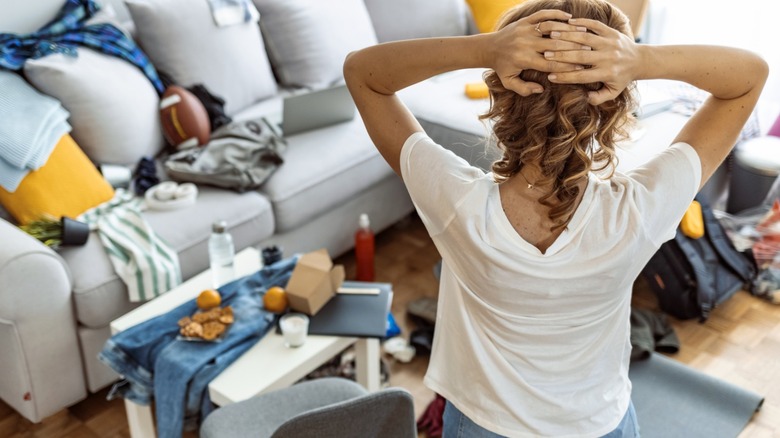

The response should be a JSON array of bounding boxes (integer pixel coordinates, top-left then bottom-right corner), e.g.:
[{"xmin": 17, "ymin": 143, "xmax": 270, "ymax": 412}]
[{"xmin": 344, "ymin": 0, "xmax": 767, "ymax": 436}]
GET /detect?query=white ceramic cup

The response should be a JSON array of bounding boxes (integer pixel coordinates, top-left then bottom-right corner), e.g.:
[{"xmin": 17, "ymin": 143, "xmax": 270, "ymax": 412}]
[{"xmin": 279, "ymin": 313, "xmax": 309, "ymax": 348}]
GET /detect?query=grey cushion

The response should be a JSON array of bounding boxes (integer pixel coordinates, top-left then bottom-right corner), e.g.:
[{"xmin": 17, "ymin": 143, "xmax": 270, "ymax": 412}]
[
  {"xmin": 364, "ymin": 0, "xmax": 469, "ymax": 43},
  {"xmin": 201, "ymin": 378, "xmax": 367, "ymax": 437},
  {"xmin": 125, "ymin": 0, "xmax": 277, "ymax": 115},
  {"xmin": 399, "ymin": 68, "xmax": 500, "ymax": 169},
  {"xmin": 252, "ymin": 0, "xmax": 377, "ymax": 89},
  {"xmin": 24, "ymin": 47, "xmax": 165, "ymax": 166},
  {"xmin": 233, "ymin": 102, "xmax": 394, "ymax": 233},
  {"xmin": 61, "ymin": 188, "xmax": 274, "ymax": 328},
  {"xmin": 271, "ymin": 387, "xmax": 416, "ymax": 438},
  {"xmin": 200, "ymin": 378, "xmax": 416, "ymax": 438}
]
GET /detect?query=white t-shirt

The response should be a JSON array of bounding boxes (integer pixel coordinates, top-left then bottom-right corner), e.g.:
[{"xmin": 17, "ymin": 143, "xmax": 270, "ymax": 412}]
[{"xmin": 400, "ymin": 132, "xmax": 701, "ymax": 437}]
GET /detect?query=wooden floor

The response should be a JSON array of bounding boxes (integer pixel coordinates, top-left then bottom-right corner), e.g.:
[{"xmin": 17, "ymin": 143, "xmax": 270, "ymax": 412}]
[{"xmin": 2, "ymin": 213, "xmax": 780, "ymax": 437}]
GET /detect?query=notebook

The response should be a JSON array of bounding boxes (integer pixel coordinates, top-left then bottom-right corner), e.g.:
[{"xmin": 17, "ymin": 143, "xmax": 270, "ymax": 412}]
[
  {"xmin": 307, "ymin": 281, "xmax": 393, "ymax": 338},
  {"xmin": 269, "ymin": 84, "xmax": 356, "ymax": 136}
]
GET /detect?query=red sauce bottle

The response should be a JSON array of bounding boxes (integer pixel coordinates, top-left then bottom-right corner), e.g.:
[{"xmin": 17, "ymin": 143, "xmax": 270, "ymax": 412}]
[{"xmin": 355, "ymin": 213, "xmax": 375, "ymax": 281}]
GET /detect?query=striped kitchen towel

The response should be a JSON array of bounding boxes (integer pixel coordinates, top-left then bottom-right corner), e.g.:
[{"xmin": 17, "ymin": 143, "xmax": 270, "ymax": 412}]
[{"xmin": 80, "ymin": 189, "xmax": 181, "ymax": 302}]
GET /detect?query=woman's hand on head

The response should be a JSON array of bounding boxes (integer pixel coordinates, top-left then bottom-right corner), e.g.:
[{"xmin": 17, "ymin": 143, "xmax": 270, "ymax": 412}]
[
  {"xmin": 543, "ymin": 18, "xmax": 641, "ymax": 105},
  {"xmin": 488, "ymin": 9, "xmax": 591, "ymax": 96}
]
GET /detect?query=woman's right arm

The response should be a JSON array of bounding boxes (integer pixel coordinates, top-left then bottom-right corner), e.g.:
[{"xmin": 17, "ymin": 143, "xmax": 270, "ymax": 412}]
[{"xmin": 546, "ymin": 19, "xmax": 769, "ymax": 189}]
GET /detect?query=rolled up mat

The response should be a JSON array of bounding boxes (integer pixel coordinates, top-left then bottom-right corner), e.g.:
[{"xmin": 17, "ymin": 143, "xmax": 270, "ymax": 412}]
[{"xmin": 629, "ymin": 353, "xmax": 764, "ymax": 438}]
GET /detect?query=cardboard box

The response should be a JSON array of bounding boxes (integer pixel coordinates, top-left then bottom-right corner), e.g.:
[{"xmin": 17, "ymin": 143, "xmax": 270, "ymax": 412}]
[{"xmin": 286, "ymin": 249, "xmax": 345, "ymax": 315}]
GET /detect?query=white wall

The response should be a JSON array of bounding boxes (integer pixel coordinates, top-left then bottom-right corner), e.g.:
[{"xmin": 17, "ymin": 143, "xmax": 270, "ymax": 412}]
[{"xmin": 644, "ymin": 0, "xmax": 780, "ymax": 131}]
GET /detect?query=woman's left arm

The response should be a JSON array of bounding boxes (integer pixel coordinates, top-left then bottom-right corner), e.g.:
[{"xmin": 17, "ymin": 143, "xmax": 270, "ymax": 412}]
[{"xmin": 343, "ymin": 9, "xmax": 586, "ymax": 176}]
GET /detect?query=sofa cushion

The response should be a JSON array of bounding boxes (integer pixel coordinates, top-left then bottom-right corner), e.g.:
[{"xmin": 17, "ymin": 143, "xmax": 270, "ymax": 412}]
[
  {"xmin": 399, "ymin": 69, "xmax": 489, "ymax": 137},
  {"xmin": 399, "ymin": 69, "xmax": 500, "ymax": 170},
  {"xmin": 364, "ymin": 0, "xmax": 469, "ymax": 43},
  {"xmin": 0, "ymin": 134, "xmax": 115, "ymax": 225},
  {"xmin": 126, "ymin": 0, "xmax": 277, "ymax": 115},
  {"xmin": 252, "ymin": 0, "xmax": 377, "ymax": 89},
  {"xmin": 233, "ymin": 101, "xmax": 394, "ymax": 233},
  {"xmin": 60, "ymin": 187, "xmax": 274, "ymax": 328},
  {"xmin": 465, "ymin": 0, "xmax": 522, "ymax": 33},
  {"xmin": 24, "ymin": 48, "xmax": 165, "ymax": 165}
]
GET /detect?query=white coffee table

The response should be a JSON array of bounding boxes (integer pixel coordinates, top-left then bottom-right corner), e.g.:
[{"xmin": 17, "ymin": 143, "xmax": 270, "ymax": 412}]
[{"xmin": 110, "ymin": 247, "xmax": 381, "ymax": 438}]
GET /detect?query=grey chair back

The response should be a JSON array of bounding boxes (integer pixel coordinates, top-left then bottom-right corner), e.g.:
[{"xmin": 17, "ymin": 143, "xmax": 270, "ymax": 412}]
[{"xmin": 271, "ymin": 387, "xmax": 416, "ymax": 438}]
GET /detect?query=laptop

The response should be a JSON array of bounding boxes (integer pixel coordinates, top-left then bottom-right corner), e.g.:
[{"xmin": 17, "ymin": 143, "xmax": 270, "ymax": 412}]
[{"xmin": 270, "ymin": 84, "xmax": 357, "ymax": 136}]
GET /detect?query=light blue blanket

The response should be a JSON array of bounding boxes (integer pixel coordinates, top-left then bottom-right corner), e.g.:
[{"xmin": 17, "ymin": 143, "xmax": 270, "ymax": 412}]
[{"xmin": 0, "ymin": 71, "xmax": 70, "ymax": 192}]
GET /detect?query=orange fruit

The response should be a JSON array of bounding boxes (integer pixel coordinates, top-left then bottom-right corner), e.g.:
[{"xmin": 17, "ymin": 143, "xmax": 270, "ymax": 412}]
[
  {"xmin": 263, "ymin": 286, "xmax": 288, "ymax": 313},
  {"xmin": 197, "ymin": 289, "xmax": 221, "ymax": 310}
]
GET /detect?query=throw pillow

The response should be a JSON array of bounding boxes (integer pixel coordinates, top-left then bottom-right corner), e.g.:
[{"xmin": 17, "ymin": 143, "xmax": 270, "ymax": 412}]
[
  {"xmin": 0, "ymin": 134, "xmax": 114, "ymax": 225},
  {"xmin": 252, "ymin": 0, "xmax": 378, "ymax": 89},
  {"xmin": 24, "ymin": 48, "xmax": 165, "ymax": 165},
  {"xmin": 125, "ymin": 0, "xmax": 277, "ymax": 115},
  {"xmin": 363, "ymin": 0, "xmax": 469, "ymax": 43},
  {"xmin": 466, "ymin": 0, "xmax": 526, "ymax": 33}
]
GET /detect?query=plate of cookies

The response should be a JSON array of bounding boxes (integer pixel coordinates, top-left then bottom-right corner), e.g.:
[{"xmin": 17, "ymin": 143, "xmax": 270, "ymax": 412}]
[{"xmin": 178, "ymin": 305, "xmax": 234, "ymax": 342}]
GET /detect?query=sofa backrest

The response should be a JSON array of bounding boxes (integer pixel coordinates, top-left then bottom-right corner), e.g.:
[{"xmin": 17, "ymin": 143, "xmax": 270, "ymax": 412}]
[
  {"xmin": 0, "ymin": 0, "xmax": 473, "ymax": 168},
  {"xmin": 0, "ymin": 0, "xmax": 65, "ymax": 33},
  {"xmin": 0, "ymin": 0, "xmax": 134, "ymax": 33},
  {"xmin": 363, "ymin": 0, "xmax": 474, "ymax": 43}
]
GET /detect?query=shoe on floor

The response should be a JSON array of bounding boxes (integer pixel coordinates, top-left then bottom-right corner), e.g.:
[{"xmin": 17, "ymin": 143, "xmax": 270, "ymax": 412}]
[
  {"xmin": 407, "ymin": 297, "xmax": 437, "ymax": 327},
  {"xmin": 409, "ymin": 326, "xmax": 434, "ymax": 356}
]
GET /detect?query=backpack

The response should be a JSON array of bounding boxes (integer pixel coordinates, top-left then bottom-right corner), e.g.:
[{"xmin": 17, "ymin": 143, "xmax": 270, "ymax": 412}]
[
  {"xmin": 640, "ymin": 197, "xmax": 756, "ymax": 322},
  {"xmin": 165, "ymin": 117, "xmax": 286, "ymax": 192}
]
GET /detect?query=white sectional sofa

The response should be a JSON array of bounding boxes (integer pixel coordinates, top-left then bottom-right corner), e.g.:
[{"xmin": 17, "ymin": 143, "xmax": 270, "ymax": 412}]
[{"xmin": 0, "ymin": 0, "xmax": 495, "ymax": 423}]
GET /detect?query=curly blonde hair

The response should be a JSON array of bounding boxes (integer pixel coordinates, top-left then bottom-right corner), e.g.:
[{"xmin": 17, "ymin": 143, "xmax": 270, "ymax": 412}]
[{"xmin": 484, "ymin": 0, "xmax": 637, "ymax": 231}]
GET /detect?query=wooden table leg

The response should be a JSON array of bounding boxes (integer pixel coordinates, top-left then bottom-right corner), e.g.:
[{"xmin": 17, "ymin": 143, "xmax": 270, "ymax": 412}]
[
  {"xmin": 355, "ymin": 338, "xmax": 381, "ymax": 392},
  {"xmin": 125, "ymin": 399, "xmax": 156, "ymax": 438}
]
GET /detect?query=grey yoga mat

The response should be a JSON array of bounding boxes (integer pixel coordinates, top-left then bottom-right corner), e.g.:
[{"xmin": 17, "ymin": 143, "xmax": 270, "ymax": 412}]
[{"xmin": 629, "ymin": 353, "xmax": 764, "ymax": 438}]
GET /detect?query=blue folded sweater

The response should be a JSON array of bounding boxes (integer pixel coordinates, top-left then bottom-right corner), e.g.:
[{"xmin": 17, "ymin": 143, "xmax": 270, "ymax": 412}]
[{"xmin": 0, "ymin": 71, "xmax": 70, "ymax": 192}]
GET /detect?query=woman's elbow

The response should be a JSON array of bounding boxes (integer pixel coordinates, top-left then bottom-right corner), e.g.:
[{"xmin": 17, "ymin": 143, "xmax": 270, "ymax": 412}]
[
  {"xmin": 343, "ymin": 50, "xmax": 361, "ymax": 85},
  {"xmin": 754, "ymin": 55, "xmax": 770, "ymax": 86}
]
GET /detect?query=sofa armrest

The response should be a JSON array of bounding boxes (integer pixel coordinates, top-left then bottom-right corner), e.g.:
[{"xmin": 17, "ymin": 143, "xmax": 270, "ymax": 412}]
[{"xmin": 0, "ymin": 219, "xmax": 87, "ymax": 422}]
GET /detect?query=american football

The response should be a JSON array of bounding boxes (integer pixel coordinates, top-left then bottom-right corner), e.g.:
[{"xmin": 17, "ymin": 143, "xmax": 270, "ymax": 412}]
[{"xmin": 159, "ymin": 85, "xmax": 211, "ymax": 149}]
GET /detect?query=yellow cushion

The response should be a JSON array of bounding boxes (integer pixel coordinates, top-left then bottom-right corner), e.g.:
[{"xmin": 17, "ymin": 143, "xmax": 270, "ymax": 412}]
[
  {"xmin": 466, "ymin": 0, "xmax": 527, "ymax": 33},
  {"xmin": 0, "ymin": 134, "xmax": 114, "ymax": 225}
]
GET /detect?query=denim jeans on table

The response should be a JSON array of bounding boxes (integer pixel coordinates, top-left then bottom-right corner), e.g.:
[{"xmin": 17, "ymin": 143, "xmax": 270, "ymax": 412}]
[
  {"xmin": 443, "ymin": 400, "xmax": 640, "ymax": 438},
  {"xmin": 99, "ymin": 255, "xmax": 298, "ymax": 438}
]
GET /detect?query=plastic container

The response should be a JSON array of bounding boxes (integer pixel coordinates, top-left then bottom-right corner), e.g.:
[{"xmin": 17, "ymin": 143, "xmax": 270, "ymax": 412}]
[
  {"xmin": 261, "ymin": 245, "xmax": 283, "ymax": 266},
  {"xmin": 355, "ymin": 213, "xmax": 375, "ymax": 281},
  {"xmin": 209, "ymin": 220, "xmax": 235, "ymax": 288}
]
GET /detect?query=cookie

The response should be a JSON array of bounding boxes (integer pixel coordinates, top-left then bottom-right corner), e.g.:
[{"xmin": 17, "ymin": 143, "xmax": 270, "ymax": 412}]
[
  {"xmin": 202, "ymin": 321, "xmax": 226, "ymax": 341},
  {"xmin": 206, "ymin": 308, "xmax": 222, "ymax": 321},
  {"xmin": 192, "ymin": 312, "xmax": 211, "ymax": 324},
  {"xmin": 178, "ymin": 316, "xmax": 192, "ymax": 327},
  {"xmin": 219, "ymin": 313, "xmax": 234, "ymax": 324},
  {"xmin": 180, "ymin": 322, "xmax": 203, "ymax": 338}
]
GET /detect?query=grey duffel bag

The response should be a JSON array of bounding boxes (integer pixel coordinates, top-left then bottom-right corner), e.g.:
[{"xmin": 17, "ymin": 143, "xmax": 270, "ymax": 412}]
[{"xmin": 165, "ymin": 117, "xmax": 286, "ymax": 192}]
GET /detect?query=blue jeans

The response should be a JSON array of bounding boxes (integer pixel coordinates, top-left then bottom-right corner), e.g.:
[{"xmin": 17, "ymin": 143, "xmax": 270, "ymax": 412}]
[
  {"xmin": 443, "ymin": 400, "xmax": 640, "ymax": 438},
  {"xmin": 99, "ymin": 256, "xmax": 298, "ymax": 438}
]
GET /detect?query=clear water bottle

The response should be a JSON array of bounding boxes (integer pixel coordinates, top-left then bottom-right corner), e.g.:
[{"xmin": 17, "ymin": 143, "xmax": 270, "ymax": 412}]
[{"xmin": 209, "ymin": 220, "xmax": 235, "ymax": 288}]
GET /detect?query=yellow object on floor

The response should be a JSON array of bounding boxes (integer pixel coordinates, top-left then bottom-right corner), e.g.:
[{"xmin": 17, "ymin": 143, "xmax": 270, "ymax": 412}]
[
  {"xmin": 0, "ymin": 134, "xmax": 114, "ymax": 225},
  {"xmin": 680, "ymin": 200, "xmax": 705, "ymax": 239},
  {"xmin": 465, "ymin": 81, "xmax": 490, "ymax": 99}
]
